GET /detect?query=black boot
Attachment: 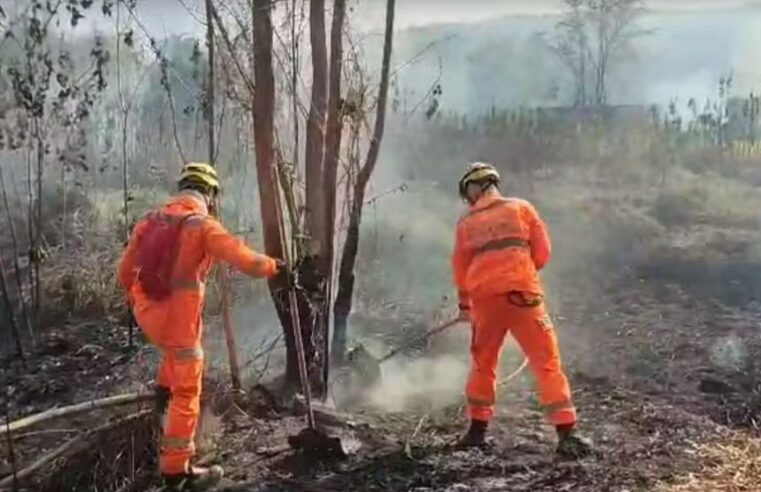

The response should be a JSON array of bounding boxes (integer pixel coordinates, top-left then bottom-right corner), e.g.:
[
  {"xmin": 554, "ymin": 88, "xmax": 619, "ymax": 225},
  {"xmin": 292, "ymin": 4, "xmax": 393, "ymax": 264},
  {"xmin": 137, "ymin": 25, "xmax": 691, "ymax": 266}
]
[
  {"xmin": 556, "ymin": 424, "xmax": 593, "ymax": 459},
  {"xmin": 457, "ymin": 419, "xmax": 489, "ymax": 448},
  {"xmin": 155, "ymin": 385, "xmax": 171, "ymax": 429},
  {"xmin": 163, "ymin": 465, "xmax": 224, "ymax": 491}
]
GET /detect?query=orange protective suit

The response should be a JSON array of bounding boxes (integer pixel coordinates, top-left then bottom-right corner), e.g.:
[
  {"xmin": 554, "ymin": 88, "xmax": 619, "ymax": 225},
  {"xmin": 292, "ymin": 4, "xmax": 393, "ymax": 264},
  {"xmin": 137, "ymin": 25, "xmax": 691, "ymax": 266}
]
[
  {"xmin": 118, "ymin": 191, "xmax": 278, "ymax": 475},
  {"xmin": 452, "ymin": 192, "xmax": 576, "ymax": 426}
]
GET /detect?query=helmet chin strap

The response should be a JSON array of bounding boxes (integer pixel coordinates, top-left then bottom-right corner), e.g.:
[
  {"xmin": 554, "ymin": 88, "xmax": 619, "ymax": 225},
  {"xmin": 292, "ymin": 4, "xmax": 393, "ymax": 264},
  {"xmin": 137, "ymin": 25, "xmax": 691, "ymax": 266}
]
[{"xmin": 466, "ymin": 182, "xmax": 496, "ymax": 205}]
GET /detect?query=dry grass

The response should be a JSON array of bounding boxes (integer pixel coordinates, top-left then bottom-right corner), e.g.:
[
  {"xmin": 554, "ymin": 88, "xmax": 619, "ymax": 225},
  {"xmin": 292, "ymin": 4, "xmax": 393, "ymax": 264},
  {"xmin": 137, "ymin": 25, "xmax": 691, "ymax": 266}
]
[
  {"xmin": 658, "ymin": 434, "xmax": 761, "ymax": 492},
  {"xmin": 40, "ymin": 240, "xmax": 124, "ymax": 321}
]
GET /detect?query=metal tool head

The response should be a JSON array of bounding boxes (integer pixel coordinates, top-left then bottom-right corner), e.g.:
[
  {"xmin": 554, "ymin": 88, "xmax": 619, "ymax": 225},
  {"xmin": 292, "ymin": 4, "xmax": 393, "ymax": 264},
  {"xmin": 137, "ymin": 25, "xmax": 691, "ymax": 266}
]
[{"xmin": 287, "ymin": 427, "xmax": 349, "ymax": 460}]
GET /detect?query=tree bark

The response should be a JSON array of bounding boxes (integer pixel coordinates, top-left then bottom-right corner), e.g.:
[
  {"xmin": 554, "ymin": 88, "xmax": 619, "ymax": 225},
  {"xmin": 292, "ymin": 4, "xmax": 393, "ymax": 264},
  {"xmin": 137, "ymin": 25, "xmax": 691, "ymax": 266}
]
[
  {"xmin": 305, "ymin": 0, "xmax": 328, "ymax": 255},
  {"xmin": 323, "ymin": 0, "xmax": 346, "ymax": 364},
  {"xmin": 332, "ymin": 0, "xmax": 396, "ymax": 361},
  {"xmin": 293, "ymin": 0, "xmax": 330, "ymax": 396},
  {"xmin": 252, "ymin": 0, "xmax": 285, "ymax": 341}
]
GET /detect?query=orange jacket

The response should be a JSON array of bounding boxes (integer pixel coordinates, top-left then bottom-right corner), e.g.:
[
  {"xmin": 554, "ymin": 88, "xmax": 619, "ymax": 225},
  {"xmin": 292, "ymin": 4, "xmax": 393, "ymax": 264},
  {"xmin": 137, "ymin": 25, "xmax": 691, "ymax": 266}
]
[
  {"xmin": 118, "ymin": 191, "xmax": 278, "ymax": 347},
  {"xmin": 452, "ymin": 192, "xmax": 550, "ymax": 308}
]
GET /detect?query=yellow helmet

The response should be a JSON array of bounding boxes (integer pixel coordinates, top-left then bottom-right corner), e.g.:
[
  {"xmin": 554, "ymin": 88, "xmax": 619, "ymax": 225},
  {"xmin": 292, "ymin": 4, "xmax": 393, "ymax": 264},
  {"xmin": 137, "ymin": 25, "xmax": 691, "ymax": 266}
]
[
  {"xmin": 178, "ymin": 162, "xmax": 221, "ymax": 191},
  {"xmin": 459, "ymin": 162, "xmax": 500, "ymax": 198}
]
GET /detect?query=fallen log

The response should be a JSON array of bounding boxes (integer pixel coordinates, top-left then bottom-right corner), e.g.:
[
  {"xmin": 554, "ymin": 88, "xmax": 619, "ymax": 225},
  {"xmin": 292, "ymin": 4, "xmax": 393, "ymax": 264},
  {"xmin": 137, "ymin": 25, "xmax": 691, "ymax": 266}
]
[
  {"xmin": 0, "ymin": 411, "xmax": 150, "ymax": 489},
  {"xmin": 1, "ymin": 392, "xmax": 154, "ymax": 438}
]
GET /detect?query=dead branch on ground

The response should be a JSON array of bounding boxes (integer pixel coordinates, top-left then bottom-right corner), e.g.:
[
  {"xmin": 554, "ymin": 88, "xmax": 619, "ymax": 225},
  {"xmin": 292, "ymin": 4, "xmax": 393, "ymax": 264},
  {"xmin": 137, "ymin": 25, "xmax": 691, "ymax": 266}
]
[
  {"xmin": 0, "ymin": 410, "xmax": 151, "ymax": 489},
  {"xmin": 1, "ymin": 392, "xmax": 153, "ymax": 439}
]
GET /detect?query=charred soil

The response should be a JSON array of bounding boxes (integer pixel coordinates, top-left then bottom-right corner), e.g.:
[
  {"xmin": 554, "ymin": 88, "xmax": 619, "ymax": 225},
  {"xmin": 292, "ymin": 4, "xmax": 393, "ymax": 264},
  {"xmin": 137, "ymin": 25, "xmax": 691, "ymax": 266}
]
[{"xmin": 2, "ymin": 280, "xmax": 760, "ymax": 491}]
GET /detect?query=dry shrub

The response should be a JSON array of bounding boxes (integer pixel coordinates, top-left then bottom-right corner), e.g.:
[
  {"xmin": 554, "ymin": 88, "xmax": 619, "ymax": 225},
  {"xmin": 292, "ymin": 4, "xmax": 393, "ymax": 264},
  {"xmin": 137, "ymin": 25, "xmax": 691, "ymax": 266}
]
[
  {"xmin": 651, "ymin": 184, "xmax": 710, "ymax": 227},
  {"xmin": 39, "ymin": 411, "xmax": 156, "ymax": 492},
  {"xmin": 40, "ymin": 238, "xmax": 123, "ymax": 322},
  {"xmin": 650, "ymin": 170, "xmax": 761, "ymax": 230}
]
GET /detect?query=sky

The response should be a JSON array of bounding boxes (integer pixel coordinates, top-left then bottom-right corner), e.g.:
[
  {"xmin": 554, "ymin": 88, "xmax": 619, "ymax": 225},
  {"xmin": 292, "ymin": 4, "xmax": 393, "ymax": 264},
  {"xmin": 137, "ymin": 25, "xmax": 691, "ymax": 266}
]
[
  {"xmin": 351, "ymin": 0, "xmax": 755, "ymax": 30},
  {"xmin": 4, "ymin": 0, "xmax": 760, "ymax": 110},
  {"xmin": 4, "ymin": 0, "xmax": 757, "ymax": 37},
  {"xmin": 7, "ymin": 0, "xmax": 750, "ymax": 38}
]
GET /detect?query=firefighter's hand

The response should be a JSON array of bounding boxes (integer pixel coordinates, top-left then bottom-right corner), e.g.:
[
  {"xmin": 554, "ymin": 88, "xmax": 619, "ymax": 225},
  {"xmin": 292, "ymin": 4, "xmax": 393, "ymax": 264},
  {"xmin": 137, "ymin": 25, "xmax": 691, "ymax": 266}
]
[
  {"xmin": 274, "ymin": 259, "xmax": 295, "ymax": 287},
  {"xmin": 457, "ymin": 307, "xmax": 471, "ymax": 323}
]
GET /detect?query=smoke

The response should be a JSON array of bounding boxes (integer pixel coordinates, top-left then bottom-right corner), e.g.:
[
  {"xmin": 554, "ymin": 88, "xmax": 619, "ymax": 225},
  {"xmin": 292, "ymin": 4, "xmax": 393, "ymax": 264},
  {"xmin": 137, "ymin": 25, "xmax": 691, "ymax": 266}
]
[
  {"xmin": 709, "ymin": 335, "xmax": 748, "ymax": 372},
  {"xmin": 356, "ymin": 330, "xmax": 528, "ymax": 414},
  {"xmin": 366, "ymin": 354, "xmax": 469, "ymax": 413},
  {"xmin": 203, "ymin": 298, "xmax": 287, "ymax": 384}
]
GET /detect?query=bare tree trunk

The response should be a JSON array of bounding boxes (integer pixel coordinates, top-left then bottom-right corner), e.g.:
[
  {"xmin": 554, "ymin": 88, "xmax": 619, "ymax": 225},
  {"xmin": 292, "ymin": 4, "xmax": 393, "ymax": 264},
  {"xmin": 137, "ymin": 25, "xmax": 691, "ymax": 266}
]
[
  {"xmin": 115, "ymin": 3, "xmax": 135, "ymax": 348},
  {"xmin": 205, "ymin": 0, "xmax": 216, "ymax": 163},
  {"xmin": 578, "ymin": 31, "xmax": 586, "ymax": 107},
  {"xmin": 304, "ymin": 0, "xmax": 328, "ymax": 254},
  {"xmin": 293, "ymin": 0, "xmax": 330, "ymax": 395},
  {"xmin": 25, "ymin": 147, "xmax": 37, "ymax": 335},
  {"xmin": 60, "ymin": 163, "xmax": 66, "ymax": 253},
  {"xmin": 0, "ymin": 166, "xmax": 33, "ymax": 341},
  {"xmin": 253, "ymin": 0, "xmax": 320, "ymax": 392},
  {"xmin": 33, "ymin": 121, "xmax": 44, "ymax": 327},
  {"xmin": 595, "ymin": 10, "xmax": 605, "ymax": 107},
  {"xmin": 116, "ymin": 4, "xmax": 130, "ymax": 245},
  {"xmin": 0, "ymin": 248, "xmax": 23, "ymax": 360},
  {"xmin": 291, "ymin": 0, "xmax": 300, "ymax": 172},
  {"xmin": 323, "ymin": 0, "xmax": 346, "ymax": 364},
  {"xmin": 332, "ymin": 0, "xmax": 395, "ymax": 361},
  {"xmin": 206, "ymin": 0, "xmax": 241, "ymax": 390}
]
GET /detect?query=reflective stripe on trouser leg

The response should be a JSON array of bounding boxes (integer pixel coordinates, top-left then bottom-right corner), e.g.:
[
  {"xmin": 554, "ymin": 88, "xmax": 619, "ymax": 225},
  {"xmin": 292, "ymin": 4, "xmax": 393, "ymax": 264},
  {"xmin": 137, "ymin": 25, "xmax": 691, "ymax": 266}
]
[
  {"xmin": 160, "ymin": 345, "xmax": 204, "ymax": 475},
  {"xmin": 507, "ymin": 299, "xmax": 577, "ymax": 427},
  {"xmin": 466, "ymin": 300, "xmax": 510, "ymax": 422},
  {"xmin": 542, "ymin": 399, "xmax": 577, "ymax": 426}
]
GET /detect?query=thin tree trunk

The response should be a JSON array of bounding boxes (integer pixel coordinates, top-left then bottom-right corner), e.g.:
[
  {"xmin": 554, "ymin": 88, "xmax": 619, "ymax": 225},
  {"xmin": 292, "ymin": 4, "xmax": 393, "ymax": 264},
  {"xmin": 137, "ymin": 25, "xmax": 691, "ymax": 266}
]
[
  {"xmin": 252, "ymin": 0, "xmax": 295, "ymax": 386},
  {"xmin": 116, "ymin": 3, "xmax": 130, "ymax": 245},
  {"xmin": 60, "ymin": 163, "xmax": 66, "ymax": 253},
  {"xmin": 2, "ymin": 361, "xmax": 18, "ymax": 491},
  {"xmin": 291, "ymin": 0, "xmax": 300, "ymax": 173},
  {"xmin": 332, "ymin": 0, "xmax": 395, "ymax": 361},
  {"xmin": 253, "ymin": 0, "xmax": 325, "ymax": 395},
  {"xmin": 323, "ymin": 0, "xmax": 346, "ymax": 364},
  {"xmin": 578, "ymin": 30, "xmax": 586, "ymax": 107},
  {"xmin": 296, "ymin": 0, "xmax": 330, "ymax": 395},
  {"xmin": 595, "ymin": 11, "xmax": 605, "ymax": 107},
  {"xmin": 35, "ymin": 123, "xmax": 43, "ymax": 321},
  {"xmin": 206, "ymin": 0, "xmax": 216, "ymax": 167},
  {"xmin": 206, "ymin": 0, "xmax": 241, "ymax": 390},
  {"xmin": 0, "ymin": 248, "xmax": 24, "ymax": 360},
  {"xmin": 116, "ymin": 3, "xmax": 135, "ymax": 348},
  {"xmin": 0, "ymin": 166, "xmax": 33, "ymax": 341},
  {"xmin": 304, "ymin": 0, "xmax": 328, "ymax": 255}
]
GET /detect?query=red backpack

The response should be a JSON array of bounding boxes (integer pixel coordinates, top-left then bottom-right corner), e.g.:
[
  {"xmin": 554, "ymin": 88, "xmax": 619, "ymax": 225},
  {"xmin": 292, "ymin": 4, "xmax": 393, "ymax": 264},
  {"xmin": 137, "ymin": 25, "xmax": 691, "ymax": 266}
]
[{"xmin": 134, "ymin": 212, "xmax": 199, "ymax": 301}]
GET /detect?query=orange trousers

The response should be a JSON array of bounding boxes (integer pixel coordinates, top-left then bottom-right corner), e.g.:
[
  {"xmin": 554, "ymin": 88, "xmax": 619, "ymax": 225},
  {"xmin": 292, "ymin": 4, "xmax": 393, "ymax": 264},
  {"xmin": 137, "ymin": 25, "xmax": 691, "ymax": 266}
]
[
  {"xmin": 467, "ymin": 292, "xmax": 577, "ymax": 426},
  {"xmin": 136, "ymin": 302, "xmax": 203, "ymax": 476}
]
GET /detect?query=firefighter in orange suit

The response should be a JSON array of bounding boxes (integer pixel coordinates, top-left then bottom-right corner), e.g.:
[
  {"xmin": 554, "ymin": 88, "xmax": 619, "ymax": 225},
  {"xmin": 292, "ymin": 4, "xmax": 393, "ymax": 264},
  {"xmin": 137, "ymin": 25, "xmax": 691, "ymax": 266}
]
[
  {"xmin": 118, "ymin": 162, "xmax": 285, "ymax": 490},
  {"xmin": 452, "ymin": 162, "xmax": 592, "ymax": 458}
]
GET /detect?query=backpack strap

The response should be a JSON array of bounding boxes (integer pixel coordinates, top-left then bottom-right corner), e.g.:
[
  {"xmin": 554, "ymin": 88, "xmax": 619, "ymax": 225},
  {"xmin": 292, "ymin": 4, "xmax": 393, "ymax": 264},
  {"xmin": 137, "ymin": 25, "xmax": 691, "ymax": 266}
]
[{"xmin": 166, "ymin": 213, "xmax": 205, "ymax": 279}]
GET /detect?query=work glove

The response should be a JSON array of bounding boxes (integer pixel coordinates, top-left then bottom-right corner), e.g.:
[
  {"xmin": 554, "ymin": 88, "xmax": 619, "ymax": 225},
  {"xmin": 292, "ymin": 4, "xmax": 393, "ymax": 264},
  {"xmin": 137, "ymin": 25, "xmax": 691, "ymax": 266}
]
[
  {"xmin": 274, "ymin": 259, "xmax": 295, "ymax": 288},
  {"xmin": 457, "ymin": 305, "xmax": 471, "ymax": 323}
]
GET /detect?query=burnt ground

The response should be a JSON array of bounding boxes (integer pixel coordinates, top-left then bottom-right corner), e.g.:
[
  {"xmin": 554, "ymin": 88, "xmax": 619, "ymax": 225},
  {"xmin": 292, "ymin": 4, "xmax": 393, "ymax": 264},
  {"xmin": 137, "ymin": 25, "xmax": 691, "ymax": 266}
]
[{"xmin": 2, "ymin": 278, "xmax": 761, "ymax": 491}]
